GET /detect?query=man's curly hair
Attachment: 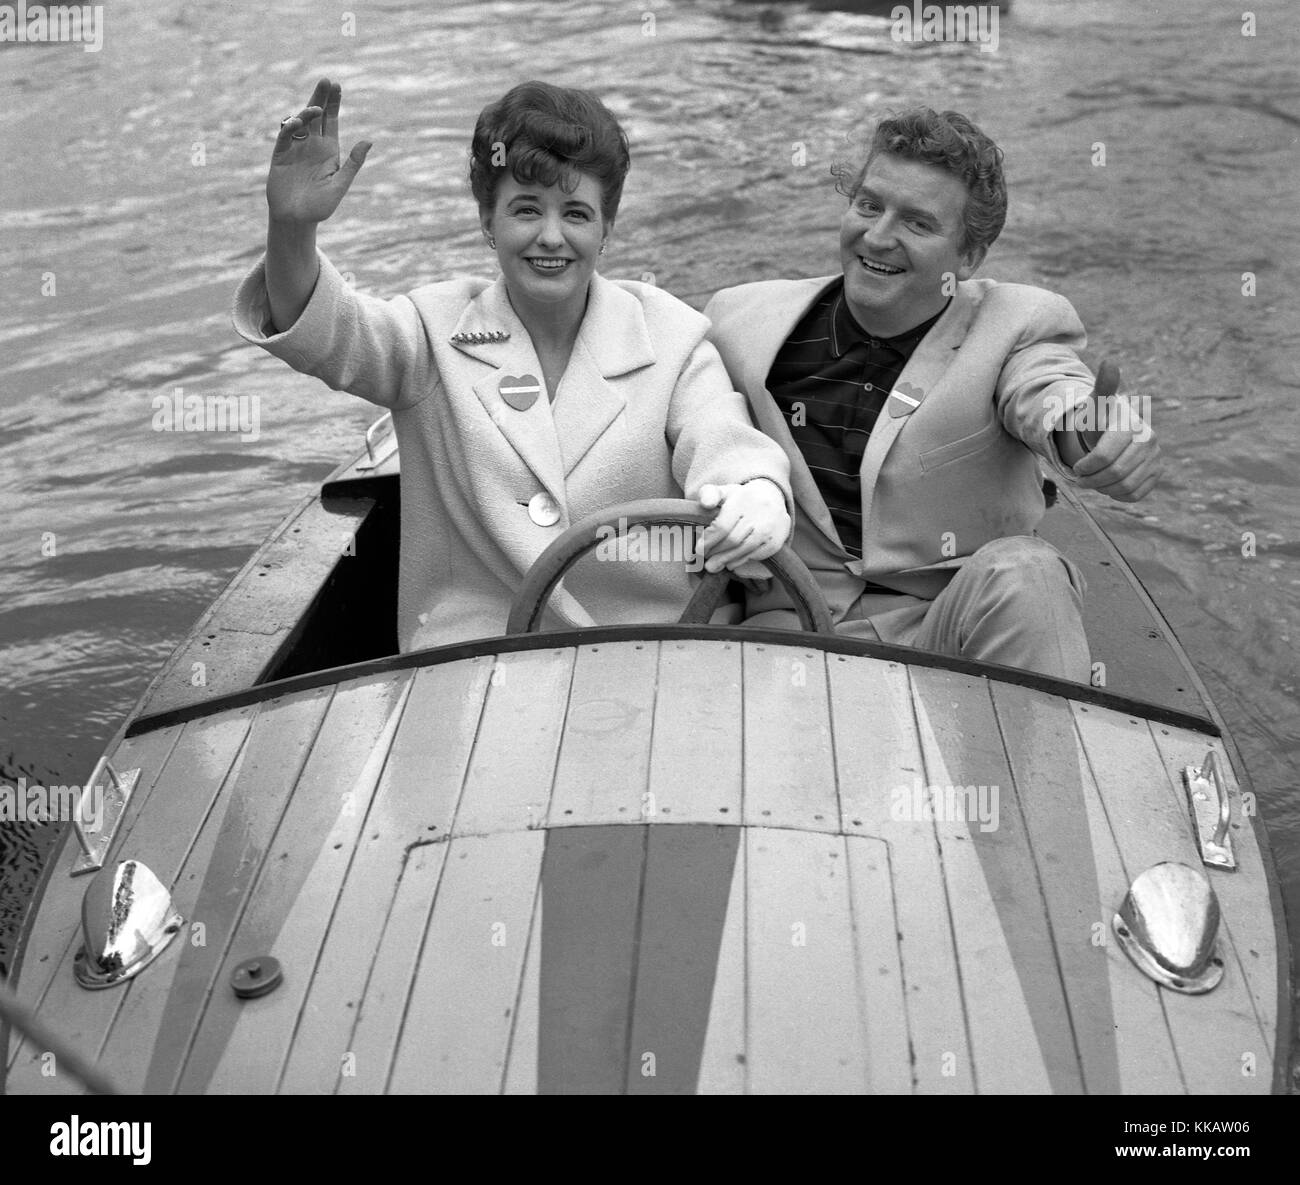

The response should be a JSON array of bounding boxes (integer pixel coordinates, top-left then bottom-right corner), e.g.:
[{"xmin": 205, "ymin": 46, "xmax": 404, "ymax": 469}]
[{"xmin": 833, "ymin": 107, "xmax": 1007, "ymax": 253}]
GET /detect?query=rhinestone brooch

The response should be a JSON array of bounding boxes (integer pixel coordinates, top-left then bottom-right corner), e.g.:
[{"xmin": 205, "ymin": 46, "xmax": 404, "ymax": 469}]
[{"xmin": 449, "ymin": 330, "xmax": 510, "ymax": 345}]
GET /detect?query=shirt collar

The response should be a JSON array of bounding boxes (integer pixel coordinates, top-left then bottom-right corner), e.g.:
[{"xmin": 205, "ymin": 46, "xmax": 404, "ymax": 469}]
[{"xmin": 829, "ymin": 282, "xmax": 951, "ymax": 358}]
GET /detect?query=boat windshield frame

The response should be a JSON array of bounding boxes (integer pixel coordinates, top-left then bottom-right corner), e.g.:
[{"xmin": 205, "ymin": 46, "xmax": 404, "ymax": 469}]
[{"xmin": 122, "ymin": 620, "xmax": 1221, "ymax": 741}]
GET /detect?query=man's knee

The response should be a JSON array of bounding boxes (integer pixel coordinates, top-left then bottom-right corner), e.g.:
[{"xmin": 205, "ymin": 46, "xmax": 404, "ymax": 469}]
[
  {"xmin": 965, "ymin": 535, "xmax": 1084, "ymax": 597},
  {"xmin": 933, "ymin": 535, "xmax": 1090, "ymax": 682}
]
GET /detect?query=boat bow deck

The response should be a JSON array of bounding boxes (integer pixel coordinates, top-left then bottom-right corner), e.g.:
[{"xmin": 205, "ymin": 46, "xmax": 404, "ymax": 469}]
[{"xmin": 5, "ymin": 636, "xmax": 1279, "ymax": 1094}]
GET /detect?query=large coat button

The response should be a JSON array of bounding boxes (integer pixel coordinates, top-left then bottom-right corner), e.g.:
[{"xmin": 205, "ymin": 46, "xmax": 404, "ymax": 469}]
[{"xmin": 527, "ymin": 492, "xmax": 561, "ymax": 527}]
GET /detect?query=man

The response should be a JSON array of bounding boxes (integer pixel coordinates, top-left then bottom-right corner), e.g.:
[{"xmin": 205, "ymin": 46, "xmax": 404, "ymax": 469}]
[{"xmin": 704, "ymin": 107, "xmax": 1162, "ymax": 683}]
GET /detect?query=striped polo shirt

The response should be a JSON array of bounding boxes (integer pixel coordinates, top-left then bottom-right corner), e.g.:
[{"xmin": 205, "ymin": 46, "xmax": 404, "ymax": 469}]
[{"xmin": 766, "ymin": 280, "xmax": 948, "ymax": 560}]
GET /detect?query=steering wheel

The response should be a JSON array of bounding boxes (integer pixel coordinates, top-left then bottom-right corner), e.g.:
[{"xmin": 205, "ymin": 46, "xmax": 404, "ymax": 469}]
[{"xmin": 506, "ymin": 499, "xmax": 836, "ymax": 636}]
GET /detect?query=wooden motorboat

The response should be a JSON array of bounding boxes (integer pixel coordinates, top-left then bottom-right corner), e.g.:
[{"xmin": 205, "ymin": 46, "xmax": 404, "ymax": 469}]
[{"xmin": 2, "ymin": 417, "xmax": 1290, "ymax": 1094}]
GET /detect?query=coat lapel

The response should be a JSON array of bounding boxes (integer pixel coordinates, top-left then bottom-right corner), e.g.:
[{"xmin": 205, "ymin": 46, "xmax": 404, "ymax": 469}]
[
  {"xmin": 550, "ymin": 274, "xmax": 652, "ymax": 476},
  {"xmin": 453, "ymin": 279, "xmax": 567, "ymax": 506},
  {"xmin": 732, "ymin": 276, "xmax": 844, "ymax": 548},
  {"xmin": 856, "ymin": 284, "xmax": 979, "ymax": 546}
]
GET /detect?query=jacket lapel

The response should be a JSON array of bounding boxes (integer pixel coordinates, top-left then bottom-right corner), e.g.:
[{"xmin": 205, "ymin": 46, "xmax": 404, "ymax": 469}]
[
  {"xmin": 733, "ymin": 276, "xmax": 844, "ymax": 548},
  {"xmin": 453, "ymin": 279, "xmax": 567, "ymax": 506},
  {"xmin": 856, "ymin": 284, "xmax": 979, "ymax": 548},
  {"xmin": 550, "ymin": 274, "xmax": 651, "ymax": 476}
]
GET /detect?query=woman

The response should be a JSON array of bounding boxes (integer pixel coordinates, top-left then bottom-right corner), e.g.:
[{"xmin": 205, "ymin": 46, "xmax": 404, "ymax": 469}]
[{"xmin": 234, "ymin": 78, "xmax": 792, "ymax": 651}]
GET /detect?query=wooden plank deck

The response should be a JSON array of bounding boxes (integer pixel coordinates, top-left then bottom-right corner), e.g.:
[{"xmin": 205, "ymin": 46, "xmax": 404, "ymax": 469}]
[
  {"xmin": 197, "ymin": 672, "xmax": 413, "ymax": 1095},
  {"xmin": 386, "ymin": 830, "xmax": 544, "ymax": 1093},
  {"xmin": 6, "ymin": 639, "xmax": 1280, "ymax": 1095},
  {"xmin": 913, "ymin": 668, "xmax": 1081, "ymax": 1093},
  {"xmin": 985, "ymin": 679, "xmax": 1122, "ymax": 1093},
  {"xmin": 626, "ymin": 824, "xmax": 742, "ymax": 1094},
  {"xmin": 276, "ymin": 659, "xmax": 489, "ymax": 1093},
  {"xmin": 827, "ymin": 656, "xmax": 973, "ymax": 1092},
  {"xmin": 1150, "ymin": 723, "xmax": 1277, "ymax": 1088},
  {"xmin": 1061, "ymin": 702, "xmax": 1187, "ymax": 1093}
]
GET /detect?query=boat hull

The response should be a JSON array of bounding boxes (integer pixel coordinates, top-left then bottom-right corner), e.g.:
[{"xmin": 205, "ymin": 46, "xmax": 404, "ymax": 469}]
[{"xmin": 4, "ymin": 628, "xmax": 1284, "ymax": 1093}]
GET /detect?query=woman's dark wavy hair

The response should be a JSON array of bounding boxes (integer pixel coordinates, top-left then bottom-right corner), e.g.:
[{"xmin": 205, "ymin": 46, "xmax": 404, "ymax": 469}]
[
  {"xmin": 832, "ymin": 107, "xmax": 1007, "ymax": 253},
  {"xmin": 469, "ymin": 81, "xmax": 631, "ymax": 224}
]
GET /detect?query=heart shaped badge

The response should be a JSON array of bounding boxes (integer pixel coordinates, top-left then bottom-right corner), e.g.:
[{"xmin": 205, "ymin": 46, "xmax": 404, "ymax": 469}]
[
  {"xmin": 499, "ymin": 373, "xmax": 542, "ymax": 411},
  {"xmin": 888, "ymin": 379, "xmax": 925, "ymax": 418}
]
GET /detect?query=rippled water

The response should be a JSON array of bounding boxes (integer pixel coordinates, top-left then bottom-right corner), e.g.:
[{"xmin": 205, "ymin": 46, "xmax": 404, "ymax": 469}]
[{"xmin": 3, "ymin": 0, "xmax": 1298, "ymax": 1059}]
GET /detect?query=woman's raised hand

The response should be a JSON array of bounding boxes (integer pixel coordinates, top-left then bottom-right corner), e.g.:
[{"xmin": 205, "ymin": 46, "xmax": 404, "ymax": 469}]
[{"xmin": 267, "ymin": 78, "xmax": 372, "ymax": 226}]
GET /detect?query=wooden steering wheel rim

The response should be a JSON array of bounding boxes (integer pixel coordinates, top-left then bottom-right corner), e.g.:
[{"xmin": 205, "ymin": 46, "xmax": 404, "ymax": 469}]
[{"xmin": 505, "ymin": 499, "xmax": 836, "ymax": 636}]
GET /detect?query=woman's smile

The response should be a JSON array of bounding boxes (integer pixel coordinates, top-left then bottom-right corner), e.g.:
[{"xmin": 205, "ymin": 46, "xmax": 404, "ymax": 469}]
[
  {"xmin": 486, "ymin": 173, "xmax": 607, "ymax": 312},
  {"xmin": 525, "ymin": 256, "xmax": 574, "ymax": 274}
]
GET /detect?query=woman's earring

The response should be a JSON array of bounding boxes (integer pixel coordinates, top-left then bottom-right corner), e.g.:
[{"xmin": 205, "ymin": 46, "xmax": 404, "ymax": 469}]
[
  {"xmin": 486, "ymin": 234, "xmax": 496, "ymax": 249},
  {"xmin": 599, "ymin": 241, "xmax": 606, "ymax": 255}
]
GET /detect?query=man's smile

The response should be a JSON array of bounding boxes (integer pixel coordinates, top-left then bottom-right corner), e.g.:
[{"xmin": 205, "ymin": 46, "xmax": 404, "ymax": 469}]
[{"xmin": 859, "ymin": 255, "xmax": 905, "ymax": 276}]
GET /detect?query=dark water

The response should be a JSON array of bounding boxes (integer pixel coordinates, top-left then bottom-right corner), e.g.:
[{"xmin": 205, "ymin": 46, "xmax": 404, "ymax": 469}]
[{"xmin": 2, "ymin": 0, "xmax": 1298, "ymax": 1066}]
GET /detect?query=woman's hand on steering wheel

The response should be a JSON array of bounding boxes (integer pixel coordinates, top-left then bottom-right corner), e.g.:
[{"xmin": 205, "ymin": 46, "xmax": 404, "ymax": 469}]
[
  {"xmin": 696, "ymin": 479, "xmax": 791, "ymax": 573},
  {"xmin": 505, "ymin": 499, "xmax": 833, "ymax": 635}
]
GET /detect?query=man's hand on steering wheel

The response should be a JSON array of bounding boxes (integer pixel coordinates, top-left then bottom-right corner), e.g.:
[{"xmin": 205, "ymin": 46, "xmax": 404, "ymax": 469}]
[{"xmin": 696, "ymin": 479, "xmax": 791, "ymax": 574}]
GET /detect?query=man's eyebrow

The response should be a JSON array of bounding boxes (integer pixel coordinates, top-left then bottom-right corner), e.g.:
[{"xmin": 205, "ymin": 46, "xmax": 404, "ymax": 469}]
[{"xmin": 855, "ymin": 185, "xmax": 945, "ymax": 224}]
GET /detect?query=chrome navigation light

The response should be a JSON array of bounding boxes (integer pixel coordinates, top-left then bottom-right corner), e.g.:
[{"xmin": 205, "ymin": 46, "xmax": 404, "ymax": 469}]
[
  {"xmin": 1113, "ymin": 861, "xmax": 1224, "ymax": 994},
  {"xmin": 74, "ymin": 860, "xmax": 184, "ymax": 990}
]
